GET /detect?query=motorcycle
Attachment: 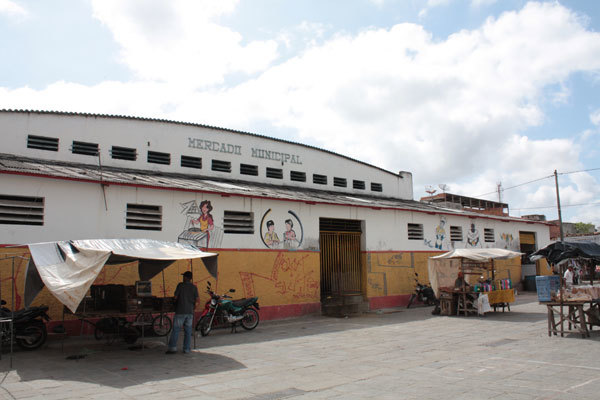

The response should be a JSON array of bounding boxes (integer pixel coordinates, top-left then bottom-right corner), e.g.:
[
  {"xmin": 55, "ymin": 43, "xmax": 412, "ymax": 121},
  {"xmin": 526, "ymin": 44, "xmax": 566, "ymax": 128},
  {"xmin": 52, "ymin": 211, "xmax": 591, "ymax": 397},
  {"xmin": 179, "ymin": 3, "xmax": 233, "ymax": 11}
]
[
  {"xmin": 195, "ymin": 282, "xmax": 260, "ymax": 336},
  {"xmin": 406, "ymin": 273, "xmax": 438, "ymax": 309},
  {"xmin": 0, "ymin": 300, "xmax": 50, "ymax": 350}
]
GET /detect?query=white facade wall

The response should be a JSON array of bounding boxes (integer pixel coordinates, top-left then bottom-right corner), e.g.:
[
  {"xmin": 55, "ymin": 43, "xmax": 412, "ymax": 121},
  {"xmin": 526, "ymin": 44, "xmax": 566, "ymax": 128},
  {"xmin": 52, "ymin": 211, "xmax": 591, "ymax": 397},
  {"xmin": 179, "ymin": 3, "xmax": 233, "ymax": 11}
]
[
  {"xmin": 1, "ymin": 112, "xmax": 412, "ymax": 200},
  {"xmin": 1, "ymin": 174, "xmax": 551, "ymax": 252}
]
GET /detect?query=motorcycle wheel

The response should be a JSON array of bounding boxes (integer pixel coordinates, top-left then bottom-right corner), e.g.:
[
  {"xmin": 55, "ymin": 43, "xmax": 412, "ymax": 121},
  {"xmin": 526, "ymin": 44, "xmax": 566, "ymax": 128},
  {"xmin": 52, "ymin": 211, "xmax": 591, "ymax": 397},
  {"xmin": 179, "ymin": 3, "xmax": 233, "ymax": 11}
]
[
  {"xmin": 196, "ymin": 316, "xmax": 212, "ymax": 337},
  {"xmin": 406, "ymin": 294, "xmax": 415, "ymax": 309},
  {"xmin": 16, "ymin": 324, "xmax": 47, "ymax": 350},
  {"xmin": 240, "ymin": 308, "xmax": 259, "ymax": 331},
  {"xmin": 152, "ymin": 315, "xmax": 172, "ymax": 336}
]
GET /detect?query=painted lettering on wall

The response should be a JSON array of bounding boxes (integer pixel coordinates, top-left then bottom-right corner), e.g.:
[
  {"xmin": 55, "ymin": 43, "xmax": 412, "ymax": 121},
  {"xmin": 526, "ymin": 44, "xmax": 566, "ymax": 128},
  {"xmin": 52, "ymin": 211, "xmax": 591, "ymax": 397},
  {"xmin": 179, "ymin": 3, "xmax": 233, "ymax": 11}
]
[
  {"xmin": 188, "ymin": 138, "xmax": 242, "ymax": 155},
  {"xmin": 187, "ymin": 138, "xmax": 302, "ymax": 165},
  {"xmin": 251, "ymin": 148, "xmax": 302, "ymax": 165}
]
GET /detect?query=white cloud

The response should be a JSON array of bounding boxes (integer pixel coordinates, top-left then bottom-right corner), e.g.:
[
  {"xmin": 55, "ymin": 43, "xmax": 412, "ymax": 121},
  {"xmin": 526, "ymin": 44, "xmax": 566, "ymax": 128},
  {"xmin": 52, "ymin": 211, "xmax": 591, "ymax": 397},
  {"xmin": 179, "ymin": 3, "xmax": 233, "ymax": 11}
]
[
  {"xmin": 471, "ymin": 0, "xmax": 497, "ymax": 7},
  {"xmin": 591, "ymin": 109, "xmax": 600, "ymax": 126},
  {"xmin": 1, "ymin": 1, "xmax": 600, "ymax": 223},
  {"xmin": 90, "ymin": 0, "xmax": 279, "ymax": 88},
  {"xmin": 0, "ymin": 0, "xmax": 27, "ymax": 17}
]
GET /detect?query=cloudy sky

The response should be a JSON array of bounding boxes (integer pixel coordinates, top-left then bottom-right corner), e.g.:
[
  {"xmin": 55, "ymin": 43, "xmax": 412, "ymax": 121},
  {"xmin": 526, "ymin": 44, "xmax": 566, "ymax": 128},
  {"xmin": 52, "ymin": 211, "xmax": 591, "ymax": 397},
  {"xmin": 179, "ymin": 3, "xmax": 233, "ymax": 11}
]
[{"xmin": 1, "ymin": 0, "xmax": 599, "ymax": 227}]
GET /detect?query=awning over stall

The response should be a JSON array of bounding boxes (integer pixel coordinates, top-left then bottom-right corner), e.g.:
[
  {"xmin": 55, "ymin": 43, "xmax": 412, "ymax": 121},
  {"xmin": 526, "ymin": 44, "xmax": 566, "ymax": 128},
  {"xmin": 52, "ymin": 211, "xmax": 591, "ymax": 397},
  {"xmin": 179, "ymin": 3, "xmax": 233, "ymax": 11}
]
[
  {"xmin": 24, "ymin": 239, "xmax": 218, "ymax": 313},
  {"xmin": 530, "ymin": 241, "xmax": 600, "ymax": 265},
  {"xmin": 428, "ymin": 248, "xmax": 522, "ymax": 298}
]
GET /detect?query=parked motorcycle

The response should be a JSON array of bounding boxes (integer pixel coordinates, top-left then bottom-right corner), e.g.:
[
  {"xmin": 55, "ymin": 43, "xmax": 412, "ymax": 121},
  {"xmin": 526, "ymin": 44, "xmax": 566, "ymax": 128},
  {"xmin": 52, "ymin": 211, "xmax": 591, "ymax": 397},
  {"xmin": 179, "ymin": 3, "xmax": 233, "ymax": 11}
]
[
  {"xmin": 195, "ymin": 282, "xmax": 260, "ymax": 336},
  {"xmin": 0, "ymin": 300, "xmax": 50, "ymax": 350},
  {"xmin": 406, "ymin": 273, "xmax": 438, "ymax": 309}
]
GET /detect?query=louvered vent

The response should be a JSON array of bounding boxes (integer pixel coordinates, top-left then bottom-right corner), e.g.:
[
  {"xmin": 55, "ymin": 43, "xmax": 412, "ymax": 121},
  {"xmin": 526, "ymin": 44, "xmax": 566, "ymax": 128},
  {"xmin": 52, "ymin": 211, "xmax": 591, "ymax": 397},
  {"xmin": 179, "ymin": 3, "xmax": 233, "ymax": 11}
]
[
  {"xmin": 71, "ymin": 141, "xmax": 99, "ymax": 156},
  {"xmin": 313, "ymin": 174, "xmax": 327, "ymax": 185},
  {"xmin": 223, "ymin": 211, "xmax": 254, "ymax": 234},
  {"xmin": 211, "ymin": 159, "xmax": 231, "ymax": 173},
  {"xmin": 240, "ymin": 164, "xmax": 258, "ymax": 176},
  {"xmin": 27, "ymin": 135, "xmax": 58, "ymax": 151},
  {"xmin": 111, "ymin": 146, "xmax": 137, "ymax": 161},
  {"xmin": 181, "ymin": 155, "xmax": 202, "ymax": 169},
  {"xmin": 353, "ymin": 180, "xmax": 365, "ymax": 190},
  {"xmin": 126, "ymin": 204, "xmax": 162, "ymax": 231},
  {"xmin": 0, "ymin": 194, "xmax": 44, "ymax": 226},
  {"xmin": 371, "ymin": 183, "xmax": 383, "ymax": 192},
  {"xmin": 290, "ymin": 171, "xmax": 306, "ymax": 182},
  {"xmin": 147, "ymin": 151, "xmax": 171, "ymax": 165},
  {"xmin": 266, "ymin": 167, "xmax": 283, "ymax": 179},
  {"xmin": 319, "ymin": 218, "xmax": 362, "ymax": 232},
  {"xmin": 333, "ymin": 177, "xmax": 347, "ymax": 188},
  {"xmin": 450, "ymin": 226, "xmax": 463, "ymax": 242},
  {"xmin": 407, "ymin": 223, "xmax": 424, "ymax": 240},
  {"xmin": 484, "ymin": 228, "xmax": 495, "ymax": 243}
]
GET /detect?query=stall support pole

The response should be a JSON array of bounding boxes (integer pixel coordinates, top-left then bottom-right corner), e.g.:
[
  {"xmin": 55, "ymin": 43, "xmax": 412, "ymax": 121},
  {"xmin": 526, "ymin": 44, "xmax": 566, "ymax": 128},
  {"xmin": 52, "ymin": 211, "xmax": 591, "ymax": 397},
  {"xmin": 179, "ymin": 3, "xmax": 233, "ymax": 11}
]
[
  {"xmin": 162, "ymin": 269, "xmax": 168, "ymax": 346},
  {"xmin": 192, "ymin": 262, "xmax": 196, "ymax": 350}
]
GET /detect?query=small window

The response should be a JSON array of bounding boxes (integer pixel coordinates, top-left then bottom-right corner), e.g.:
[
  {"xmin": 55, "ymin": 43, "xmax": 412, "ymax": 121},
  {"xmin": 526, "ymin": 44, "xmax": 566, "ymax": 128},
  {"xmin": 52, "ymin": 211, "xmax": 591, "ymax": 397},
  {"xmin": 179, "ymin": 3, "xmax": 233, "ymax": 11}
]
[
  {"xmin": 290, "ymin": 171, "xmax": 306, "ymax": 182},
  {"xmin": 0, "ymin": 194, "xmax": 44, "ymax": 226},
  {"xmin": 181, "ymin": 155, "xmax": 202, "ymax": 169},
  {"xmin": 313, "ymin": 174, "xmax": 327, "ymax": 185},
  {"xmin": 147, "ymin": 151, "xmax": 171, "ymax": 165},
  {"xmin": 353, "ymin": 180, "xmax": 365, "ymax": 190},
  {"xmin": 450, "ymin": 226, "xmax": 463, "ymax": 242},
  {"xmin": 126, "ymin": 204, "xmax": 162, "ymax": 231},
  {"xmin": 266, "ymin": 167, "xmax": 283, "ymax": 179},
  {"xmin": 71, "ymin": 141, "xmax": 98, "ymax": 156},
  {"xmin": 211, "ymin": 159, "xmax": 231, "ymax": 173},
  {"xmin": 240, "ymin": 164, "xmax": 258, "ymax": 176},
  {"xmin": 111, "ymin": 146, "xmax": 137, "ymax": 161},
  {"xmin": 224, "ymin": 211, "xmax": 254, "ymax": 234},
  {"xmin": 371, "ymin": 183, "xmax": 383, "ymax": 192},
  {"xmin": 27, "ymin": 135, "xmax": 58, "ymax": 151},
  {"xmin": 484, "ymin": 228, "xmax": 495, "ymax": 243},
  {"xmin": 333, "ymin": 177, "xmax": 347, "ymax": 187},
  {"xmin": 407, "ymin": 223, "xmax": 424, "ymax": 240}
]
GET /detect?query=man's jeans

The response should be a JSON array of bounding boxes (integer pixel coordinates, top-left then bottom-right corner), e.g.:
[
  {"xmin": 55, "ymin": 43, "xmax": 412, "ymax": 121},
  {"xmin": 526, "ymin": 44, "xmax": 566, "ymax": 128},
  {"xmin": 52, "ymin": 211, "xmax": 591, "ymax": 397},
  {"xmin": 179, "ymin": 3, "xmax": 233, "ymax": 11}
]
[{"xmin": 168, "ymin": 314, "xmax": 193, "ymax": 352}]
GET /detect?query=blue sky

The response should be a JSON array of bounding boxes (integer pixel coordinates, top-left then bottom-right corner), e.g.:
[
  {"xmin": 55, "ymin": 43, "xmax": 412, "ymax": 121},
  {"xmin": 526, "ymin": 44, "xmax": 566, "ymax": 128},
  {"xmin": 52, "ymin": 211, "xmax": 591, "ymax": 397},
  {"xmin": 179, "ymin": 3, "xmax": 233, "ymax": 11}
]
[{"xmin": 1, "ymin": 0, "xmax": 599, "ymax": 227}]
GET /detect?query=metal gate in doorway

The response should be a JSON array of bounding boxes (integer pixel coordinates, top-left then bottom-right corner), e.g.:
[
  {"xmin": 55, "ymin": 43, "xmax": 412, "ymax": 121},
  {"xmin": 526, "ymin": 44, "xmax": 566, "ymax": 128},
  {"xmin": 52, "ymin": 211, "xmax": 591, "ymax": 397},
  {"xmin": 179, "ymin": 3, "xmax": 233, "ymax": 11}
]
[{"xmin": 319, "ymin": 218, "xmax": 362, "ymax": 299}]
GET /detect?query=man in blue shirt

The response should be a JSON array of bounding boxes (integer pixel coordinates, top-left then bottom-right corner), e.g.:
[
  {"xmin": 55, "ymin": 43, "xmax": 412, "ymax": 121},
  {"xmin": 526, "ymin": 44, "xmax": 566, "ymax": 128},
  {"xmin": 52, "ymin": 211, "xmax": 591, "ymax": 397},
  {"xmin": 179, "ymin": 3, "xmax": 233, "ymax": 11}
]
[{"xmin": 166, "ymin": 271, "xmax": 199, "ymax": 354}]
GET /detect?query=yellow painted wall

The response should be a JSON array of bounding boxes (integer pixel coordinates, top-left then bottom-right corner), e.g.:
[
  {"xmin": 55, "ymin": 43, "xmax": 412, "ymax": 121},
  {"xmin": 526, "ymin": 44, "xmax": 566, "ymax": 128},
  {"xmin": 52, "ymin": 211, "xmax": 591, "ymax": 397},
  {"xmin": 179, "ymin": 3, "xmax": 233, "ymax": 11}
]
[
  {"xmin": 0, "ymin": 248, "xmax": 320, "ymax": 321},
  {"xmin": 366, "ymin": 251, "xmax": 523, "ymax": 298}
]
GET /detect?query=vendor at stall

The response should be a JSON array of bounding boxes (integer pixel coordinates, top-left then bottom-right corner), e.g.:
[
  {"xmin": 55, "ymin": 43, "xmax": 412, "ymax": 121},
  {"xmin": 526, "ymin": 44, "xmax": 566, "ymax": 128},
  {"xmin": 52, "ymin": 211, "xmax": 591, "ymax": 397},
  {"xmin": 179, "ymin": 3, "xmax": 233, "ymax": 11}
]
[
  {"xmin": 564, "ymin": 266, "xmax": 574, "ymax": 289},
  {"xmin": 454, "ymin": 271, "xmax": 469, "ymax": 290}
]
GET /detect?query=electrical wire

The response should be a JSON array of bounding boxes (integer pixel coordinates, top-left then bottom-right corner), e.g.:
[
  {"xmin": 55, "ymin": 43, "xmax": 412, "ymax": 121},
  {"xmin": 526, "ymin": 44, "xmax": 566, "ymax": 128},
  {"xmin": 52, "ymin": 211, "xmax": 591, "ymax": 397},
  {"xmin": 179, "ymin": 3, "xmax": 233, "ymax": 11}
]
[{"xmin": 512, "ymin": 201, "xmax": 600, "ymax": 211}]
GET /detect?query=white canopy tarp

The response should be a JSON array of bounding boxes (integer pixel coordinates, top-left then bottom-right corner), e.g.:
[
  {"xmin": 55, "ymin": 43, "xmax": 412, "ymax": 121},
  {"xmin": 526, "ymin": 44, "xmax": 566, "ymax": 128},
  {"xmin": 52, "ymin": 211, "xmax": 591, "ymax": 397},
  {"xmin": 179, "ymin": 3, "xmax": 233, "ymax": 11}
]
[
  {"xmin": 431, "ymin": 248, "xmax": 523, "ymax": 261},
  {"xmin": 25, "ymin": 239, "xmax": 218, "ymax": 313},
  {"xmin": 428, "ymin": 248, "xmax": 522, "ymax": 298}
]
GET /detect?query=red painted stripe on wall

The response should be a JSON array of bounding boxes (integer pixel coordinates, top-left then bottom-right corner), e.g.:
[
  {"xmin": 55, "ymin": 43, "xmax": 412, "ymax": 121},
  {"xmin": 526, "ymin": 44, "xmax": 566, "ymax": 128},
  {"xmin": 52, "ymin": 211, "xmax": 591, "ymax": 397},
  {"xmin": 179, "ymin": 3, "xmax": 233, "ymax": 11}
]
[{"xmin": 368, "ymin": 294, "xmax": 412, "ymax": 309}]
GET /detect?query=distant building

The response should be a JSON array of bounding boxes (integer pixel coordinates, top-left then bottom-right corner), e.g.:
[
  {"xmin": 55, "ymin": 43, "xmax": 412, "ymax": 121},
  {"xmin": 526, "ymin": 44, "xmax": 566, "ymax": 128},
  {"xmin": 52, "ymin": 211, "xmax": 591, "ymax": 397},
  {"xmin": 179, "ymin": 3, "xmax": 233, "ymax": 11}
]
[
  {"xmin": 522, "ymin": 214, "xmax": 546, "ymax": 222},
  {"xmin": 420, "ymin": 193, "xmax": 509, "ymax": 216}
]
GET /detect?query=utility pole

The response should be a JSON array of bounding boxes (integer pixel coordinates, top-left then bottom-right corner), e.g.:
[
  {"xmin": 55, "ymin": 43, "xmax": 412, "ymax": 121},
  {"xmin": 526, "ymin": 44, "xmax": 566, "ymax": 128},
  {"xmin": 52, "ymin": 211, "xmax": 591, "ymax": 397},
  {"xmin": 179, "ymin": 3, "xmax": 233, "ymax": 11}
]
[
  {"xmin": 497, "ymin": 182, "xmax": 502, "ymax": 203},
  {"xmin": 554, "ymin": 170, "xmax": 564, "ymax": 242}
]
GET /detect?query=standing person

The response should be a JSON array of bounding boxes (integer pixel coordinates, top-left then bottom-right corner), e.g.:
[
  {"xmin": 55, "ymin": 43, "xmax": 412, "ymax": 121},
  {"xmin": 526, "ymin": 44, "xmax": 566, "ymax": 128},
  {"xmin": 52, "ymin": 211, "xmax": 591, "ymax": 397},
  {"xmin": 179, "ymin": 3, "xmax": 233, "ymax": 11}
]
[
  {"xmin": 564, "ymin": 265, "xmax": 574, "ymax": 289},
  {"xmin": 166, "ymin": 271, "xmax": 199, "ymax": 354}
]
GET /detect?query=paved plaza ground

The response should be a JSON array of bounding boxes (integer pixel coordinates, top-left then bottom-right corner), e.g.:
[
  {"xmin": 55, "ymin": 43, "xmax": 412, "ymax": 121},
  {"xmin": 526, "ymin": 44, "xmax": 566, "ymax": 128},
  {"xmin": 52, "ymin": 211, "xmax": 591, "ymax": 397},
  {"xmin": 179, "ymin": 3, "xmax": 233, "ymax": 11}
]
[{"xmin": 0, "ymin": 292, "xmax": 599, "ymax": 399}]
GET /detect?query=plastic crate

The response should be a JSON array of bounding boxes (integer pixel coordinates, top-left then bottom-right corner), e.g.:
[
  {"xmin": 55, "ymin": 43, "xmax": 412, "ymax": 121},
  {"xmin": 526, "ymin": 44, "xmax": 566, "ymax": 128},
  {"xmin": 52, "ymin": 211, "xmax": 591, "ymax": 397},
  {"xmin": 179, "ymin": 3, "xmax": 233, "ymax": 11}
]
[{"xmin": 536, "ymin": 275, "xmax": 561, "ymax": 302}]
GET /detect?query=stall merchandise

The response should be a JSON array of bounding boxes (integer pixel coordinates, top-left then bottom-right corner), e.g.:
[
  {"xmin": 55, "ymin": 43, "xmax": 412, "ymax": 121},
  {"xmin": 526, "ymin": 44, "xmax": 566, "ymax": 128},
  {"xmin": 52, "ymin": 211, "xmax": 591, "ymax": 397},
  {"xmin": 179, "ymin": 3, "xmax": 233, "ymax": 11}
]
[{"xmin": 428, "ymin": 248, "xmax": 522, "ymax": 316}]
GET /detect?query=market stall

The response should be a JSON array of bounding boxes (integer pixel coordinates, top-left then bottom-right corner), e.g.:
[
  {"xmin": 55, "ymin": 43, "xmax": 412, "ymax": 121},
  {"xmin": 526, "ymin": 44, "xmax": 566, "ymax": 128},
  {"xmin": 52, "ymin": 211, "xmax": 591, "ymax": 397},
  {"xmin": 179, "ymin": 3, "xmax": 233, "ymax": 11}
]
[
  {"xmin": 23, "ymin": 239, "xmax": 218, "ymax": 343},
  {"xmin": 428, "ymin": 248, "xmax": 522, "ymax": 316},
  {"xmin": 531, "ymin": 241, "xmax": 600, "ymax": 338}
]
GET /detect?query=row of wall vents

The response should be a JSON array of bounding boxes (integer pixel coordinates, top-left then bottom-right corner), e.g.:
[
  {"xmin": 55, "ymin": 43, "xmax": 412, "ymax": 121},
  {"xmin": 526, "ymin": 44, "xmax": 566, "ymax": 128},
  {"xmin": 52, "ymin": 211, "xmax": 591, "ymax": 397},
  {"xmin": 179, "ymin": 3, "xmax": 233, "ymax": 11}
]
[
  {"xmin": 26, "ymin": 135, "xmax": 384, "ymax": 193},
  {"xmin": 1, "ymin": 194, "xmax": 500, "ymax": 244}
]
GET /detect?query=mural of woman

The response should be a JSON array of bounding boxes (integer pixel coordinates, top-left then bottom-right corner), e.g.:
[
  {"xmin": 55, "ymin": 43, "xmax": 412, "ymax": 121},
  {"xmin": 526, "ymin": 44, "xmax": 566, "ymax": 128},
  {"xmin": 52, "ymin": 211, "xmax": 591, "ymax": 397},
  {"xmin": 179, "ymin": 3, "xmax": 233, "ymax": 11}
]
[
  {"xmin": 191, "ymin": 200, "xmax": 214, "ymax": 246},
  {"xmin": 264, "ymin": 220, "xmax": 280, "ymax": 248},
  {"xmin": 283, "ymin": 219, "xmax": 298, "ymax": 249}
]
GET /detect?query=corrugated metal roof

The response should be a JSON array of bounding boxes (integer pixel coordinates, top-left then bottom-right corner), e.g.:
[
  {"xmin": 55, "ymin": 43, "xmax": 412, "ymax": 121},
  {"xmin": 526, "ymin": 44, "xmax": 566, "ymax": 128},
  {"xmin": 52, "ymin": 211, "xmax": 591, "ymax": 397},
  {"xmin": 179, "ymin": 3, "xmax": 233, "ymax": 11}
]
[
  {"xmin": 0, "ymin": 109, "xmax": 402, "ymax": 177},
  {"xmin": 0, "ymin": 153, "xmax": 546, "ymax": 224}
]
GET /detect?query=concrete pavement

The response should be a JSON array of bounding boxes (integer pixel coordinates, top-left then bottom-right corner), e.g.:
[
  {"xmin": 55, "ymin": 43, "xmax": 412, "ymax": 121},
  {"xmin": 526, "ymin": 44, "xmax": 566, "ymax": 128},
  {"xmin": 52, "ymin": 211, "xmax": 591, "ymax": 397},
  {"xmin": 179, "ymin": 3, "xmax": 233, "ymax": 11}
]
[{"xmin": 1, "ymin": 293, "xmax": 600, "ymax": 399}]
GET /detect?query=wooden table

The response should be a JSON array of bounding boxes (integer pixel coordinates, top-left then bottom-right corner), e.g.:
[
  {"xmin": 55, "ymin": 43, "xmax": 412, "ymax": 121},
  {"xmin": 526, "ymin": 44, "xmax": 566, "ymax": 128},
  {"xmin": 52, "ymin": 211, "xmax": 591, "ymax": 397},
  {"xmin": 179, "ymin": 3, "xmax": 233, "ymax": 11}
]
[{"xmin": 545, "ymin": 301, "xmax": 590, "ymax": 338}]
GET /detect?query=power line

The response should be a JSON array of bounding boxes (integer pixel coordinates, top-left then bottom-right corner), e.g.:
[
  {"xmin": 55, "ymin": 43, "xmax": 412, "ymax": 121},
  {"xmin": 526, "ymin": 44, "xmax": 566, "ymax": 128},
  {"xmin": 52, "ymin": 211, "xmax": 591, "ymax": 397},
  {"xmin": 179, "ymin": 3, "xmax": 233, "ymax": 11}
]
[
  {"xmin": 472, "ymin": 167, "xmax": 600, "ymax": 199},
  {"xmin": 512, "ymin": 201, "xmax": 600, "ymax": 211},
  {"xmin": 474, "ymin": 174, "xmax": 553, "ymax": 198}
]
